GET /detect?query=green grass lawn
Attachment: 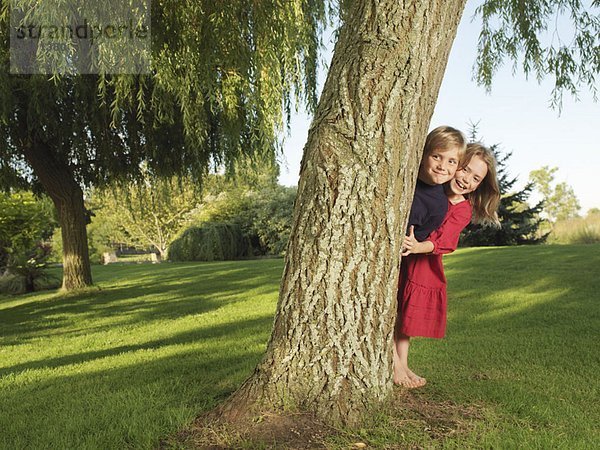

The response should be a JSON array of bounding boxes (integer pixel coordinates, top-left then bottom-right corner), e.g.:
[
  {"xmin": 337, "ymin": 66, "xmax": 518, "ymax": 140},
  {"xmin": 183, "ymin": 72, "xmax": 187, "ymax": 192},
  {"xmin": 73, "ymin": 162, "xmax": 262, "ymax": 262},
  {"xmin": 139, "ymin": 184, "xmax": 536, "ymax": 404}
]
[{"xmin": 1, "ymin": 245, "xmax": 599, "ymax": 449}]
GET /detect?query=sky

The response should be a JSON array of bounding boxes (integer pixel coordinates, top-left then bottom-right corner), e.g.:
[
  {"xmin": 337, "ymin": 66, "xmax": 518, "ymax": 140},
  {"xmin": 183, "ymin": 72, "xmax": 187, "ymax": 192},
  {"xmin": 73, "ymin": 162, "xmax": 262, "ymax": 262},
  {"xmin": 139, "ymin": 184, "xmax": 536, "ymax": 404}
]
[{"xmin": 277, "ymin": 2, "xmax": 600, "ymax": 214}]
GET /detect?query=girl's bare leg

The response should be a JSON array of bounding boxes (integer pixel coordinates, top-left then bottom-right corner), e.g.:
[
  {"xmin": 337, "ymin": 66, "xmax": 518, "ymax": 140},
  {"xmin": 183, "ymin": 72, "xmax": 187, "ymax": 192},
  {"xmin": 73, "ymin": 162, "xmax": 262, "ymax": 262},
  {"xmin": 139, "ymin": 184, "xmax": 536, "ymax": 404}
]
[{"xmin": 393, "ymin": 318, "xmax": 426, "ymax": 388}]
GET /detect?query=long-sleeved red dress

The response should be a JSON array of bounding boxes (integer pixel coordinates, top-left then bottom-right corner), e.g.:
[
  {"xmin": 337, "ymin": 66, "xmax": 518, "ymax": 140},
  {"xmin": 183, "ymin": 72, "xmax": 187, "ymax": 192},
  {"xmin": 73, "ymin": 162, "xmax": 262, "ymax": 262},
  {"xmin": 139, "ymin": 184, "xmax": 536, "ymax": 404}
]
[{"xmin": 397, "ymin": 199, "xmax": 472, "ymax": 339}]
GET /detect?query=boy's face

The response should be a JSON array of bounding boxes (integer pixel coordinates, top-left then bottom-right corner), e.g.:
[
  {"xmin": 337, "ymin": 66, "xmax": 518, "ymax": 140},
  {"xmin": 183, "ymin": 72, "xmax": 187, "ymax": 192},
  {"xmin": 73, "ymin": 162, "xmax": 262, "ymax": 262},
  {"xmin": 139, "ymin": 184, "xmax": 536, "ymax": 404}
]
[{"xmin": 418, "ymin": 146, "xmax": 460, "ymax": 185}]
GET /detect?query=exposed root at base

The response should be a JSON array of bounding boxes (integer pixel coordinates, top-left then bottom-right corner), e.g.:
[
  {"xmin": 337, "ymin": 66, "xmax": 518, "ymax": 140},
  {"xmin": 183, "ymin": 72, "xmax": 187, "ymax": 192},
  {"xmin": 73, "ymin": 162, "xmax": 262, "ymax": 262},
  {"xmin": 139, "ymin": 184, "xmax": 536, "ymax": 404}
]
[
  {"xmin": 162, "ymin": 409, "xmax": 343, "ymax": 449},
  {"xmin": 161, "ymin": 388, "xmax": 487, "ymax": 449}
]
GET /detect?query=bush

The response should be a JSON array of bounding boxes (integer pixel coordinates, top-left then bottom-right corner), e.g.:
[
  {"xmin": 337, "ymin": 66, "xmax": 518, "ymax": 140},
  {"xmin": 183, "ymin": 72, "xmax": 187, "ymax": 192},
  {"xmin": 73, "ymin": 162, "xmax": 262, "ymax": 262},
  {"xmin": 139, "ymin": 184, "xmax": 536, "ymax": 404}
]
[
  {"xmin": 571, "ymin": 226, "xmax": 600, "ymax": 244},
  {"xmin": 549, "ymin": 214, "xmax": 600, "ymax": 244},
  {"xmin": 251, "ymin": 186, "xmax": 296, "ymax": 255},
  {"xmin": 0, "ymin": 271, "xmax": 61, "ymax": 295},
  {"xmin": 0, "ymin": 191, "xmax": 57, "ymax": 271},
  {"xmin": 195, "ymin": 185, "xmax": 296, "ymax": 257},
  {"xmin": 0, "ymin": 272, "xmax": 29, "ymax": 295},
  {"xmin": 169, "ymin": 222, "xmax": 253, "ymax": 261},
  {"xmin": 0, "ymin": 243, "xmax": 61, "ymax": 295}
]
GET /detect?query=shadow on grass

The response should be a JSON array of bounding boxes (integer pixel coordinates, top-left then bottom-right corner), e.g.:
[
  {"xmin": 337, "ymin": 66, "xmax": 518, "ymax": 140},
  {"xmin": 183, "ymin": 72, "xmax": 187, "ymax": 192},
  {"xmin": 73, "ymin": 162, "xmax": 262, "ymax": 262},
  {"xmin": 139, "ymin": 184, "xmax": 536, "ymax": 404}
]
[
  {"xmin": 0, "ymin": 259, "xmax": 283, "ymax": 340},
  {"xmin": 0, "ymin": 314, "xmax": 273, "ymax": 449},
  {"xmin": 444, "ymin": 244, "xmax": 599, "ymax": 334},
  {"xmin": 0, "ymin": 353, "xmax": 262, "ymax": 449},
  {"xmin": 0, "ymin": 316, "xmax": 272, "ymax": 378}
]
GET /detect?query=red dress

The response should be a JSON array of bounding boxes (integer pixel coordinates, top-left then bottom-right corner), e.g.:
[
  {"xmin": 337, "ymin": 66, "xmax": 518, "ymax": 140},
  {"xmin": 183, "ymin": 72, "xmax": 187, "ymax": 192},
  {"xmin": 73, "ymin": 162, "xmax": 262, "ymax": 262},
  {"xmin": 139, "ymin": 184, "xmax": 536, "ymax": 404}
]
[{"xmin": 397, "ymin": 199, "xmax": 472, "ymax": 338}]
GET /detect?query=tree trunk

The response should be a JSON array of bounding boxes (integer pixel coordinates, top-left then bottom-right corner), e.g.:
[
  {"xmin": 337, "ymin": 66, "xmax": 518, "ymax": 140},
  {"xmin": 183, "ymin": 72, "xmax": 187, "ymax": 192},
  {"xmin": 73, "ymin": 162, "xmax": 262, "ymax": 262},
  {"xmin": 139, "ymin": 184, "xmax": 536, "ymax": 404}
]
[
  {"xmin": 21, "ymin": 138, "xmax": 93, "ymax": 291},
  {"xmin": 159, "ymin": 246, "xmax": 167, "ymax": 262},
  {"xmin": 222, "ymin": 0, "xmax": 466, "ymax": 425}
]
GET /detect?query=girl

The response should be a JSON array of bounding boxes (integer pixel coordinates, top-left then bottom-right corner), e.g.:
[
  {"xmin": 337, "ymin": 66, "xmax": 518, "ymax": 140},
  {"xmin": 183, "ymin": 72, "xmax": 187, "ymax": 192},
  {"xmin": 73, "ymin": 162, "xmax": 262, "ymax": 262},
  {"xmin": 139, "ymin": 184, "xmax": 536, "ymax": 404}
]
[
  {"xmin": 388, "ymin": 125, "xmax": 467, "ymax": 385},
  {"xmin": 393, "ymin": 143, "xmax": 501, "ymax": 388}
]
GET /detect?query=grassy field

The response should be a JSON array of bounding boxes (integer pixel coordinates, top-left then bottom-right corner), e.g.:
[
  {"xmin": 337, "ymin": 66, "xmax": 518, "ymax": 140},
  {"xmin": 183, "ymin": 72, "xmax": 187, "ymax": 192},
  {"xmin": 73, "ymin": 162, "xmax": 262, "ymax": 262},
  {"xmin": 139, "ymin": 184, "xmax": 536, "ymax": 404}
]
[{"xmin": 0, "ymin": 245, "xmax": 598, "ymax": 449}]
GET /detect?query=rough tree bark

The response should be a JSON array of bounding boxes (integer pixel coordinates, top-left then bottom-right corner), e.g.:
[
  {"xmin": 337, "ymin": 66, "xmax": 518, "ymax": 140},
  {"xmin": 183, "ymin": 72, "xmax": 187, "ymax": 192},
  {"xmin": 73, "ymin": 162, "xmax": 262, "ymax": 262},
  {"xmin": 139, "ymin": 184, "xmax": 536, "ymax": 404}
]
[
  {"xmin": 222, "ymin": 0, "xmax": 467, "ymax": 425},
  {"xmin": 13, "ymin": 86, "xmax": 93, "ymax": 291},
  {"xmin": 21, "ymin": 138, "xmax": 93, "ymax": 291}
]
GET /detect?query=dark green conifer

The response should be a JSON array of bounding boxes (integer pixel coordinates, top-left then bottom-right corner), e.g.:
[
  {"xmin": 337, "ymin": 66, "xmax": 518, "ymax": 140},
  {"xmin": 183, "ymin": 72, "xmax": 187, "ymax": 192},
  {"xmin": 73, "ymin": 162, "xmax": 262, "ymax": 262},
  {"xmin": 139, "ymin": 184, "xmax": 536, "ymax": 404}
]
[{"xmin": 461, "ymin": 125, "xmax": 548, "ymax": 246}]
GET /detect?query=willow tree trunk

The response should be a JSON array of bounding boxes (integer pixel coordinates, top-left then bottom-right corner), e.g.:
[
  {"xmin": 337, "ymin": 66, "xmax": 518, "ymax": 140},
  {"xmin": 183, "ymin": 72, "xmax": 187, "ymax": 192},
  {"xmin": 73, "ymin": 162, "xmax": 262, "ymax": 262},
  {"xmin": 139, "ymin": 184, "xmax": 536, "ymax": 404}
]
[
  {"xmin": 222, "ymin": 0, "xmax": 466, "ymax": 425},
  {"xmin": 21, "ymin": 138, "xmax": 93, "ymax": 291}
]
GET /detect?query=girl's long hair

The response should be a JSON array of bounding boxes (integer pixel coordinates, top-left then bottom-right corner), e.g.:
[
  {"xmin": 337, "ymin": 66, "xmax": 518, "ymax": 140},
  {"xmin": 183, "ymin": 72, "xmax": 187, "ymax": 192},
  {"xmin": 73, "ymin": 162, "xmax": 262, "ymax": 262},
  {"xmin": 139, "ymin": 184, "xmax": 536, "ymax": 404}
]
[{"xmin": 462, "ymin": 143, "xmax": 501, "ymax": 226}]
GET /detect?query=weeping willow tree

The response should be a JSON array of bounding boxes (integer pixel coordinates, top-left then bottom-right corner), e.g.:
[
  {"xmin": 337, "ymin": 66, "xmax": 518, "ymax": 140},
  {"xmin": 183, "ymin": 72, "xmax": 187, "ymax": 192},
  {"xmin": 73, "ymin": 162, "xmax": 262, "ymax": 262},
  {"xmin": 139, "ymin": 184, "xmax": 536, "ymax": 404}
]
[
  {"xmin": 0, "ymin": 0, "xmax": 327, "ymax": 290},
  {"xmin": 218, "ymin": 0, "xmax": 599, "ymax": 425}
]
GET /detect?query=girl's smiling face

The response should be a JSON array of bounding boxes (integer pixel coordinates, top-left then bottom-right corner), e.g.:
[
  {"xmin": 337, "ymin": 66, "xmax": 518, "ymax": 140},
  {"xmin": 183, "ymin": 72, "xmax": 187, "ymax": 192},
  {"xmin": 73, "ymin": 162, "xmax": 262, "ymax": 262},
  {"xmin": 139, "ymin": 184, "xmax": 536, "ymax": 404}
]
[
  {"xmin": 418, "ymin": 146, "xmax": 460, "ymax": 185},
  {"xmin": 449, "ymin": 155, "xmax": 488, "ymax": 195}
]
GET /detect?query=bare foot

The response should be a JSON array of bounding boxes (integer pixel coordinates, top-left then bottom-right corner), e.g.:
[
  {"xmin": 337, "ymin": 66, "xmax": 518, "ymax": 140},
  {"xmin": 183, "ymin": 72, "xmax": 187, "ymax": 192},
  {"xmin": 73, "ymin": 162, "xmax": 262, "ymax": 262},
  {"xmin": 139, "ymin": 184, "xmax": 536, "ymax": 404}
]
[
  {"xmin": 394, "ymin": 375, "xmax": 425, "ymax": 388},
  {"xmin": 406, "ymin": 368, "xmax": 427, "ymax": 387},
  {"xmin": 394, "ymin": 368, "xmax": 426, "ymax": 388}
]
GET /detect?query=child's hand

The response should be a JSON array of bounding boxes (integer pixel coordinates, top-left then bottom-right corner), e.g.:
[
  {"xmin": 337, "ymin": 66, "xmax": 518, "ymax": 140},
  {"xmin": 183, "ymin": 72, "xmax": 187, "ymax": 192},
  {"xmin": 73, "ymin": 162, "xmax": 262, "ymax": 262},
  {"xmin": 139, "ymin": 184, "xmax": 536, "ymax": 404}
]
[{"xmin": 402, "ymin": 226, "xmax": 418, "ymax": 256}]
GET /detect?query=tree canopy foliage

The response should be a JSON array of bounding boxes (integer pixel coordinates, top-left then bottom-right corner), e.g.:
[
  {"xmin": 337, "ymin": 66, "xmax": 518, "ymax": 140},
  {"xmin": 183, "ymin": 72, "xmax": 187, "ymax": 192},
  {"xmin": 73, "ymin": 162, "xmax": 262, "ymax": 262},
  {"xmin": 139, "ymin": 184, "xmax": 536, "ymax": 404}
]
[
  {"xmin": 475, "ymin": 0, "xmax": 600, "ymax": 109},
  {"xmin": 2, "ymin": 0, "xmax": 596, "ymax": 193},
  {"xmin": 0, "ymin": 0, "xmax": 331, "ymax": 289},
  {"xmin": 529, "ymin": 165, "xmax": 581, "ymax": 221},
  {"xmin": 0, "ymin": 0, "xmax": 330, "ymax": 192}
]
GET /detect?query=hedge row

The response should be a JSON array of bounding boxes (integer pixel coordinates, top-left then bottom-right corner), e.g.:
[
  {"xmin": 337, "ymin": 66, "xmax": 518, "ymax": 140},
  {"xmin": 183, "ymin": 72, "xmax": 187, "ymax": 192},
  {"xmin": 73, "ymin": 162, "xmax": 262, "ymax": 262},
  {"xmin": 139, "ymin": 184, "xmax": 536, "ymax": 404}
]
[{"xmin": 169, "ymin": 222, "xmax": 254, "ymax": 261}]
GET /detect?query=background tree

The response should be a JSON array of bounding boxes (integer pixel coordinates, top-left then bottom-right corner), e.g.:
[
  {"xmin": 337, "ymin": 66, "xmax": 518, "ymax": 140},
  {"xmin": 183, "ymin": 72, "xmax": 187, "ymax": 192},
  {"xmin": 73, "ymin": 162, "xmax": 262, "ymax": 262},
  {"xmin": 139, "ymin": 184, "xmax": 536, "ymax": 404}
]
[
  {"xmin": 529, "ymin": 166, "xmax": 581, "ymax": 222},
  {"xmin": 89, "ymin": 167, "xmax": 202, "ymax": 261},
  {"xmin": 0, "ymin": 0, "xmax": 327, "ymax": 290},
  {"xmin": 460, "ymin": 126, "xmax": 548, "ymax": 246}
]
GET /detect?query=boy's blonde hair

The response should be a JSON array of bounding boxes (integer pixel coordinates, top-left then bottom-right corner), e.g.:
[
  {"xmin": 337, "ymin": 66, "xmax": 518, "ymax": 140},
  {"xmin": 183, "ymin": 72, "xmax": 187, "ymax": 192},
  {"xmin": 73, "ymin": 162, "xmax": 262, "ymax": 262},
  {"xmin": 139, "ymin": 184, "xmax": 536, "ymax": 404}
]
[
  {"xmin": 461, "ymin": 143, "xmax": 501, "ymax": 226},
  {"xmin": 424, "ymin": 126, "xmax": 467, "ymax": 159}
]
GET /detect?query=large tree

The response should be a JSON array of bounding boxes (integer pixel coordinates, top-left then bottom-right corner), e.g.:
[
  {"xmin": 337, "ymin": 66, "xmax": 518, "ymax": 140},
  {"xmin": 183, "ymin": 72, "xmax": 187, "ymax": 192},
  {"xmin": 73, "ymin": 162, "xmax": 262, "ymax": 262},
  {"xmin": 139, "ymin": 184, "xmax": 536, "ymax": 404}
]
[
  {"xmin": 0, "ymin": 0, "xmax": 326, "ymax": 290},
  {"xmin": 219, "ymin": 0, "xmax": 599, "ymax": 425}
]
